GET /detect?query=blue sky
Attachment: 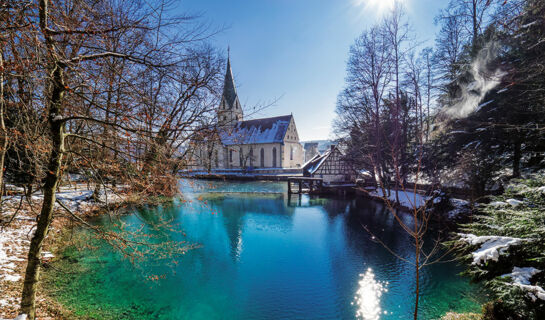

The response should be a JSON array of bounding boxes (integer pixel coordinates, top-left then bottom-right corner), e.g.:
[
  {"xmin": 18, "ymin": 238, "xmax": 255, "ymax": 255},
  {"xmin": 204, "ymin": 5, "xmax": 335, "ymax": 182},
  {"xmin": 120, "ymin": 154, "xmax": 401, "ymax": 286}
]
[{"xmin": 179, "ymin": 0, "xmax": 448, "ymax": 140}]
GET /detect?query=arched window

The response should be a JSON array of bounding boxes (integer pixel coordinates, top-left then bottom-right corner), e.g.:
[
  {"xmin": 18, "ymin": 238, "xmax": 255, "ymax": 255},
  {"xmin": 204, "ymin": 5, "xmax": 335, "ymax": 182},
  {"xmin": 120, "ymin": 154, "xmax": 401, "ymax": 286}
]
[
  {"xmin": 229, "ymin": 149, "xmax": 233, "ymax": 162},
  {"xmin": 272, "ymin": 147, "xmax": 277, "ymax": 168},
  {"xmin": 249, "ymin": 148, "xmax": 254, "ymax": 166},
  {"xmin": 290, "ymin": 146, "xmax": 294, "ymax": 160},
  {"xmin": 260, "ymin": 148, "xmax": 265, "ymax": 167},
  {"xmin": 215, "ymin": 150, "xmax": 219, "ymax": 167},
  {"xmin": 239, "ymin": 147, "xmax": 243, "ymax": 167}
]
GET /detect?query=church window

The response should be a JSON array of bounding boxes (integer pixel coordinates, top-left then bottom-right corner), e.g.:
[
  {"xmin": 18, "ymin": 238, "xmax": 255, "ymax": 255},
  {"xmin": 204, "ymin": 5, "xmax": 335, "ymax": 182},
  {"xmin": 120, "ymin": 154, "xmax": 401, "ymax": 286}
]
[
  {"xmin": 272, "ymin": 147, "xmax": 277, "ymax": 167},
  {"xmin": 290, "ymin": 147, "xmax": 294, "ymax": 160},
  {"xmin": 229, "ymin": 150, "xmax": 233, "ymax": 162},
  {"xmin": 249, "ymin": 148, "xmax": 254, "ymax": 166},
  {"xmin": 239, "ymin": 147, "xmax": 243, "ymax": 167},
  {"xmin": 260, "ymin": 148, "xmax": 265, "ymax": 167}
]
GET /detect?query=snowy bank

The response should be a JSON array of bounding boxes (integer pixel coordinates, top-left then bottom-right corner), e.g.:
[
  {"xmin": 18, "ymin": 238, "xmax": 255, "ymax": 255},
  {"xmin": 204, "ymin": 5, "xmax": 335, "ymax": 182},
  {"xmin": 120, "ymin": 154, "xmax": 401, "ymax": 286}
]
[
  {"xmin": 368, "ymin": 188, "xmax": 427, "ymax": 208},
  {"xmin": 0, "ymin": 184, "xmax": 125, "ymax": 319}
]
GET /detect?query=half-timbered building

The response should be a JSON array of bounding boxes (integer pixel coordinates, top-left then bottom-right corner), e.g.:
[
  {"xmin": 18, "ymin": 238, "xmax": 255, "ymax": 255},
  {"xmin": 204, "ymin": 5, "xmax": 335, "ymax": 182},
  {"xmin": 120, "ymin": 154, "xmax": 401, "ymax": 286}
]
[{"xmin": 302, "ymin": 145, "xmax": 355, "ymax": 184}]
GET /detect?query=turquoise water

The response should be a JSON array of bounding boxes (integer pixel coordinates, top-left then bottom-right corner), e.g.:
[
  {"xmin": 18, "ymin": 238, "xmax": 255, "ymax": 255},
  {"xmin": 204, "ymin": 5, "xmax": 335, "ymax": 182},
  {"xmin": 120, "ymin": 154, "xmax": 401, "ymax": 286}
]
[{"xmin": 49, "ymin": 180, "xmax": 485, "ymax": 319}]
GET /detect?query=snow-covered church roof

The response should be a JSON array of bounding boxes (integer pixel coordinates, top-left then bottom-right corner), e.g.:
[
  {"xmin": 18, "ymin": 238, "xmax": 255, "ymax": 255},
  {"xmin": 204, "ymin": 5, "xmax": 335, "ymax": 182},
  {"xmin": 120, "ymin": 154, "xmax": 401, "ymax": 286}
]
[{"xmin": 220, "ymin": 115, "xmax": 293, "ymax": 145}]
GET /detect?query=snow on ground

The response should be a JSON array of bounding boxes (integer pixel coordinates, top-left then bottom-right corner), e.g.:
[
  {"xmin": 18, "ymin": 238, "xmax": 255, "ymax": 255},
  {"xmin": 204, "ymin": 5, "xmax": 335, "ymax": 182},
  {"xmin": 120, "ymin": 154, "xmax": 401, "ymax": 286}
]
[
  {"xmin": 0, "ymin": 215, "xmax": 33, "ymax": 282},
  {"xmin": 459, "ymin": 234, "xmax": 523, "ymax": 265},
  {"xmin": 1, "ymin": 183, "xmax": 124, "ymax": 319},
  {"xmin": 0, "ymin": 201, "xmax": 34, "ymax": 318},
  {"xmin": 369, "ymin": 188, "xmax": 427, "ymax": 208},
  {"xmin": 367, "ymin": 188, "xmax": 470, "ymax": 219},
  {"xmin": 502, "ymin": 267, "xmax": 545, "ymax": 301}
]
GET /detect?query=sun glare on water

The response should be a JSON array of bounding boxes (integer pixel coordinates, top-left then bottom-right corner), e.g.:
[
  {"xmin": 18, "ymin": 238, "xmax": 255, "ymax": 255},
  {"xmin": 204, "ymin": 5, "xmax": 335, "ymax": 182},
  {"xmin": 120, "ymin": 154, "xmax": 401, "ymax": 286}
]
[{"xmin": 352, "ymin": 268, "xmax": 389, "ymax": 320}]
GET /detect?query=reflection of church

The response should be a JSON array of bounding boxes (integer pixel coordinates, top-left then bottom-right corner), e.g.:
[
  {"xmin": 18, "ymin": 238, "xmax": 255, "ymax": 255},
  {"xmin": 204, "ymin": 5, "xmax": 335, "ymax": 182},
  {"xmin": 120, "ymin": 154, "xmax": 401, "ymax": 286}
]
[
  {"xmin": 190, "ymin": 56, "xmax": 304, "ymax": 171},
  {"xmin": 218, "ymin": 194, "xmax": 295, "ymax": 260}
]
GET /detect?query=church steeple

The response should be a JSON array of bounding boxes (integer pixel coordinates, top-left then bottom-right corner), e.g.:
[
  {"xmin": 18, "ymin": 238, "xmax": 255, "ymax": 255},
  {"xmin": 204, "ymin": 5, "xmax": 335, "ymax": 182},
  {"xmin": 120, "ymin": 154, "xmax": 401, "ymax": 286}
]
[{"xmin": 218, "ymin": 50, "xmax": 243, "ymax": 125}]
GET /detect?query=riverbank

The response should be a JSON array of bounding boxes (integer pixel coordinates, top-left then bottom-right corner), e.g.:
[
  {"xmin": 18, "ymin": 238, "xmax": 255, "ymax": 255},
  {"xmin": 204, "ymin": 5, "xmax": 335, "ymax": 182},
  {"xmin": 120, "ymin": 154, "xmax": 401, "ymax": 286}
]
[
  {"xmin": 187, "ymin": 175, "xmax": 473, "ymax": 218},
  {"xmin": 0, "ymin": 184, "xmax": 127, "ymax": 319}
]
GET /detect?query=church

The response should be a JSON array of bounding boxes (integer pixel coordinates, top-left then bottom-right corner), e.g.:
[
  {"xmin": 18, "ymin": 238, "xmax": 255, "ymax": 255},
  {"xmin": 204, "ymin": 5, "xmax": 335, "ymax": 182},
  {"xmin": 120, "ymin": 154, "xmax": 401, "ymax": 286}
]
[{"xmin": 190, "ymin": 56, "xmax": 304, "ymax": 171}]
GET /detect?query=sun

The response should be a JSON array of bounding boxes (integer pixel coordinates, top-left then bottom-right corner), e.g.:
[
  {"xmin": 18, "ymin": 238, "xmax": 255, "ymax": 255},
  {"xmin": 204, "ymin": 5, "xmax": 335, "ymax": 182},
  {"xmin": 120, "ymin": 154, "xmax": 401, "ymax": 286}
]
[{"xmin": 352, "ymin": 0, "xmax": 405, "ymax": 16}]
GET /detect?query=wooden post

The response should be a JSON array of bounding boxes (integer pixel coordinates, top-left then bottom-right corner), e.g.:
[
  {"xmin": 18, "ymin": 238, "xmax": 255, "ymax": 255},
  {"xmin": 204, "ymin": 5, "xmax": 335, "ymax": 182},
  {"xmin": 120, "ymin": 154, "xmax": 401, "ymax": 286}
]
[{"xmin": 288, "ymin": 180, "xmax": 292, "ymax": 195}]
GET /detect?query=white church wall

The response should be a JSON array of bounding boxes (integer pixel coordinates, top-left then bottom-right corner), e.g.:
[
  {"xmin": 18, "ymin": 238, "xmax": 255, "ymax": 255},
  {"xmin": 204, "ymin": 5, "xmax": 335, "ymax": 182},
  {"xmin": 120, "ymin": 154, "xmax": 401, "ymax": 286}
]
[
  {"xmin": 222, "ymin": 143, "xmax": 282, "ymax": 169},
  {"xmin": 281, "ymin": 142, "xmax": 304, "ymax": 168}
]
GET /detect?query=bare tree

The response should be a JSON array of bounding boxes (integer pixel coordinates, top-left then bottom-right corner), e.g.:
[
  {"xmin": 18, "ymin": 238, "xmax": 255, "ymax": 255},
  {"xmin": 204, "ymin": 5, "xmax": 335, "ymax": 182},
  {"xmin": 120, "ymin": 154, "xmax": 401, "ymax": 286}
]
[
  {"xmin": 438, "ymin": 0, "xmax": 498, "ymax": 55},
  {"xmin": 384, "ymin": 3, "xmax": 413, "ymax": 202},
  {"xmin": 420, "ymin": 47, "xmax": 434, "ymax": 141},
  {"xmin": 340, "ymin": 24, "xmax": 392, "ymax": 193},
  {"xmin": 2, "ymin": 1, "xmax": 222, "ymax": 318}
]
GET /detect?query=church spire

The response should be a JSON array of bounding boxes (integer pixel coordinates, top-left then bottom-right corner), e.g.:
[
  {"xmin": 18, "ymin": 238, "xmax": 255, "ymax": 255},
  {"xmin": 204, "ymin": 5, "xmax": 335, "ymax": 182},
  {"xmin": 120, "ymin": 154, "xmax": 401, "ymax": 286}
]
[
  {"xmin": 222, "ymin": 53, "xmax": 238, "ymax": 110},
  {"xmin": 218, "ymin": 48, "xmax": 243, "ymax": 124}
]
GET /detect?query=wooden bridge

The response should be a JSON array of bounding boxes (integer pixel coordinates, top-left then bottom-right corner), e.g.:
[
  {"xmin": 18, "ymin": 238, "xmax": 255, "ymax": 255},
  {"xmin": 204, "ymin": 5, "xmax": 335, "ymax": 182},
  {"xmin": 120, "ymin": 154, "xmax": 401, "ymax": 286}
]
[{"xmin": 287, "ymin": 177, "xmax": 324, "ymax": 195}]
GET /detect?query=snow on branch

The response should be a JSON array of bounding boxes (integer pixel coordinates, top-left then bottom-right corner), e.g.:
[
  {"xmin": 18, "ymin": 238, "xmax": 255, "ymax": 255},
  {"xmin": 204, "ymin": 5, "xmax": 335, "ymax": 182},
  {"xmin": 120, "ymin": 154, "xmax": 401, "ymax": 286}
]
[
  {"xmin": 459, "ymin": 233, "xmax": 523, "ymax": 265},
  {"xmin": 501, "ymin": 267, "xmax": 545, "ymax": 301}
]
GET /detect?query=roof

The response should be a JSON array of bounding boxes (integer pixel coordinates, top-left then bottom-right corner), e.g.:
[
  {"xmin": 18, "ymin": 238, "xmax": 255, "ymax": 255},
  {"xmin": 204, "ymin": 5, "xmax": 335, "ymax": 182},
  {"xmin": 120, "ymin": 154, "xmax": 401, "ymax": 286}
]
[
  {"xmin": 221, "ymin": 57, "xmax": 239, "ymax": 109},
  {"xmin": 303, "ymin": 148, "xmax": 333, "ymax": 175},
  {"xmin": 303, "ymin": 145, "xmax": 351, "ymax": 175},
  {"xmin": 220, "ymin": 115, "xmax": 293, "ymax": 145}
]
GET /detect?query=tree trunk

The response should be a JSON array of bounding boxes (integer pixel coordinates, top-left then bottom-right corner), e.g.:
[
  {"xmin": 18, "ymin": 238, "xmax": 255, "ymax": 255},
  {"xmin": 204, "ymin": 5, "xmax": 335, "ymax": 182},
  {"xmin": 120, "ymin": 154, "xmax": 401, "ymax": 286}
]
[
  {"xmin": 472, "ymin": 0, "xmax": 478, "ymax": 55},
  {"xmin": 92, "ymin": 183, "xmax": 101, "ymax": 202},
  {"xmin": 20, "ymin": 61, "xmax": 65, "ymax": 319},
  {"xmin": 0, "ymin": 51, "xmax": 7, "ymax": 205},
  {"xmin": 414, "ymin": 246, "xmax": 420, "ymax": 320},
  {"xmin": 414, "ymin": 216, "xmax": 420, "ymax": 320}
]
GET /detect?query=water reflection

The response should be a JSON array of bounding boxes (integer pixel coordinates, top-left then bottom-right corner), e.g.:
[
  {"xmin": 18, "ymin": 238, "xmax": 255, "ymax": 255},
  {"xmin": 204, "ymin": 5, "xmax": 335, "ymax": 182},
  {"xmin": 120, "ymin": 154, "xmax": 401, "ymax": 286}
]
[
  {"xmin": 59, "ymin": 180, "xmax": 484, "ymax": 320},
  {"xmin": 211, "ymin": 194, "xmax": 295, "ymax": 260},
  {"xmin": 352, "ymin": 268, "xmax": 388, "ymax": 320}
]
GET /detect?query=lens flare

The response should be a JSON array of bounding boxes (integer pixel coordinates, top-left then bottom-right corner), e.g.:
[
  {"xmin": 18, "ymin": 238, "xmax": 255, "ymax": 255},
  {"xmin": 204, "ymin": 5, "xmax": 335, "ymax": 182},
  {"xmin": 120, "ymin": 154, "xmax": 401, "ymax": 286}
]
[{"xmin": 352, "ymin": 268, "xmax": 388, "ymax": 320}]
